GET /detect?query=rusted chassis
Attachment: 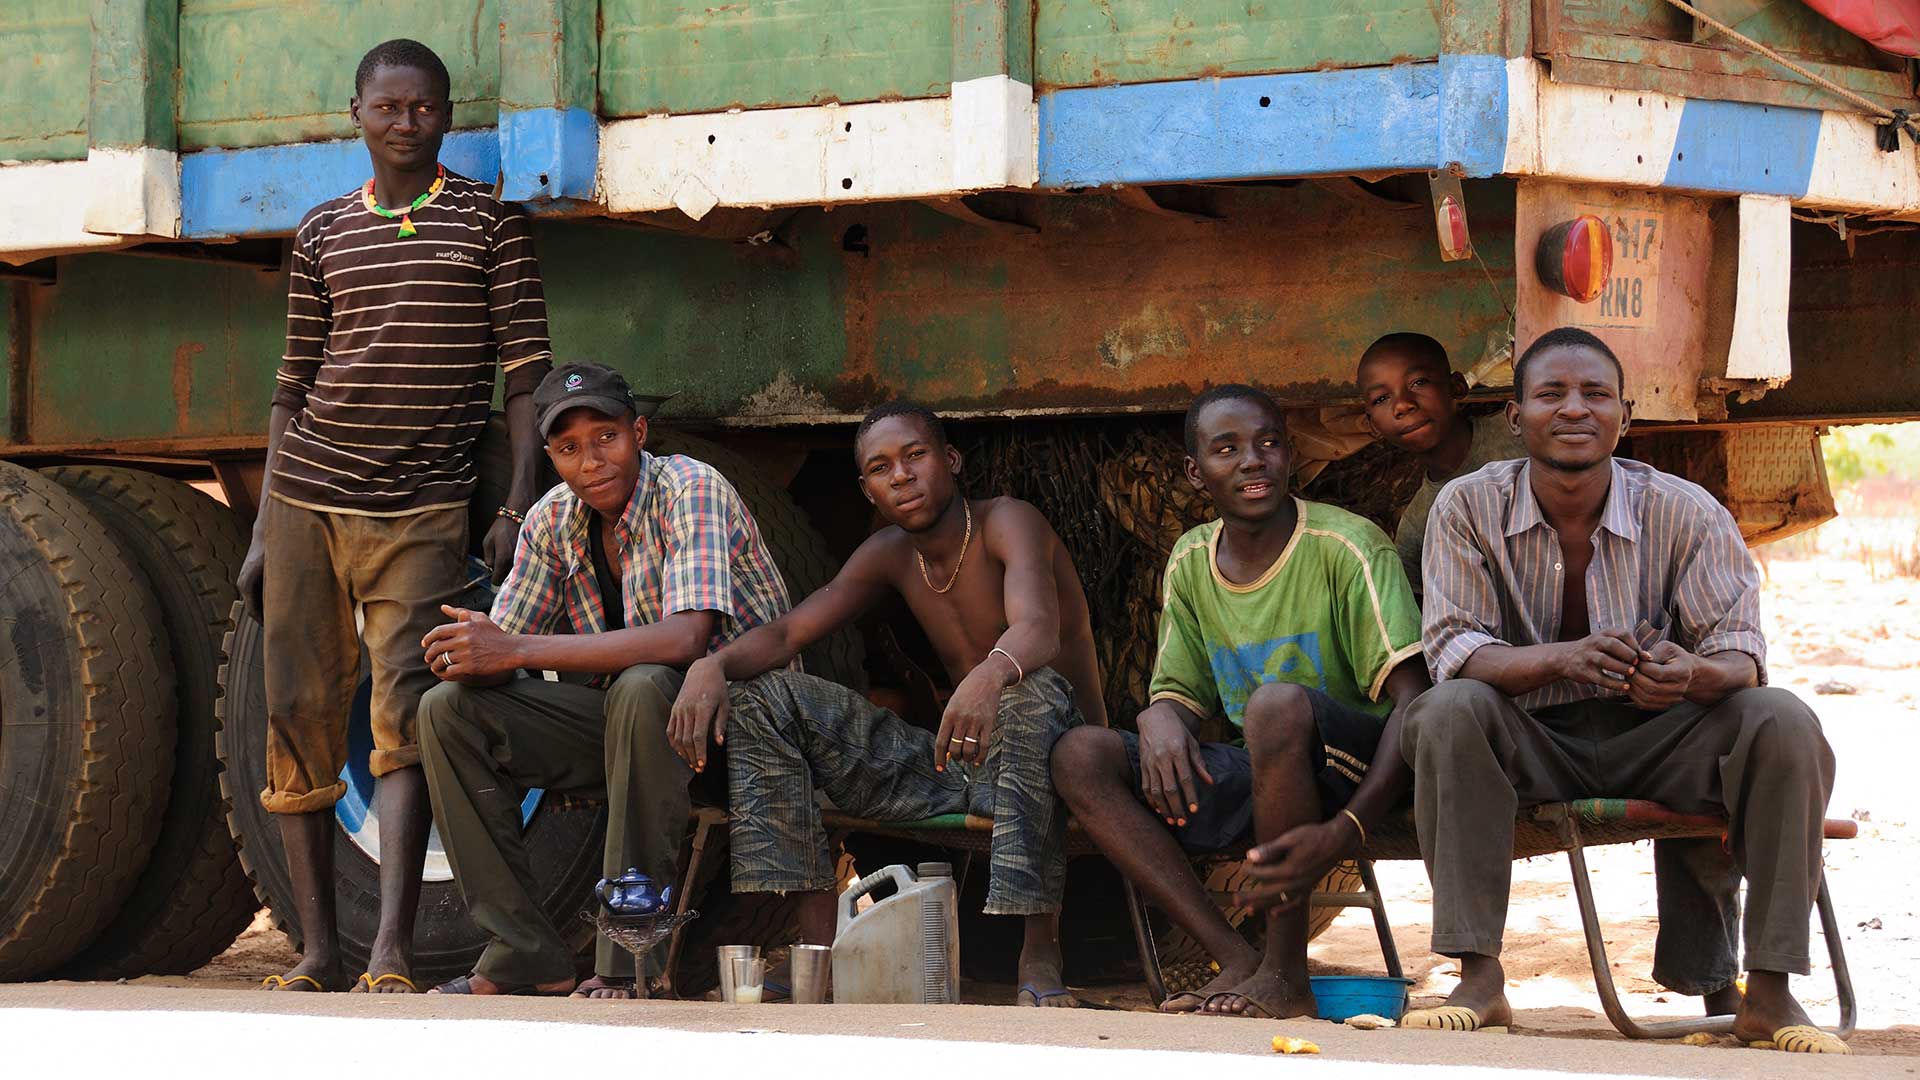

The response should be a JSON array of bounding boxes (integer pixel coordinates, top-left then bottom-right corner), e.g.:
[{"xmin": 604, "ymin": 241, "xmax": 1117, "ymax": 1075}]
[{"xmin": 4, "ymin": 179, "xmax": 1914, "ymax": 458}]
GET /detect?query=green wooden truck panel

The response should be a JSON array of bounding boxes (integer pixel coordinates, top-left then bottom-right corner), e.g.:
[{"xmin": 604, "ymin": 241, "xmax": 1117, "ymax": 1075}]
[
  {"xmin": 598, "ymin": 0, "xmax": 954, "ymax": 117},
  {"xmin": 0, "ymin": 0, "xmax": 90, "ymax": 162},
  {"xmin": 178, "ymin": 0, "xmax": 502, "ymax": 150},
  {"xmin": 1035, "ymin": 0, "xmax": 1444, "ymax": 88}
]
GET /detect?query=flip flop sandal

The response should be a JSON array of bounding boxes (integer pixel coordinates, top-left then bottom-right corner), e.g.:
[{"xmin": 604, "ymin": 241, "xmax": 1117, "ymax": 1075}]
[
  {"xmin": 260, "ymin": 974, "xmax": 328, "ymax": 992},
  {"xmin": 431, "ymin": 974, "xmax": 573, "ymax": 997},
  {"xmin": 1017, "ymin": 984, "xmax": 1078, "ymax": 1007},
  {"xmin": 352, "ymin": 972, "xmax": 420, "ymax": 994},
  {"xmin": 1402, "ymin": 1005, "xmax": 1495, "ymax": 1032},
  {"xmin": 1751, "ymin": 1025, "xmax": 1850, "ymax": 1054},
  {"xmin": 1159, "ymin": 991, "xmax": 1208, "ymax": 1013}
]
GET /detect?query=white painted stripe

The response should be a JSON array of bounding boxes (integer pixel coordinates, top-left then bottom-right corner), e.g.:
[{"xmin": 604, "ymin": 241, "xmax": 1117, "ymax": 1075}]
[
  {"xmin": 0, "ymin": 1008, "xmax": 1675, "ymax": 1080},
  {"xmin": 1804, "ymin": 109, "xmax": 1920, "ymax": 214},
  {"xmin": 600, "ymin": 84, "xmax": 1036, "ymax": 218},
  {"xmin": 81, "ymin": 146, "xmax": 181, "ymax": 238},
  {"xmin": 1726, "ymin": 194, "xmax": 1792, "ymax": 382},
  {"xmin": 1503, "ymin": 59, "xmax": 1680, "ymax": 190},
  {"xmin": 0, "ymin": 154, "xmax": 180, "ymax": 264},
  {"xmin": 951, "ymin": 74, "xmax": 1038, "ymax": 190}
]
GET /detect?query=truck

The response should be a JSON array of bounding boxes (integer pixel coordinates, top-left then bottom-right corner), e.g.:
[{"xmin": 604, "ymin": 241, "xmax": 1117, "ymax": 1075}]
[{"xmin": 2, "ymin": 0, "xmax": 1915, "ymax": 990}]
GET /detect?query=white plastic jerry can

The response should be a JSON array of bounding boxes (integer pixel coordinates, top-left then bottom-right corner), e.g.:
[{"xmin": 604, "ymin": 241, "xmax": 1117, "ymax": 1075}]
[{"xmin": 831, "ymin": 862, "xmax": 959, "ymax": 1004}]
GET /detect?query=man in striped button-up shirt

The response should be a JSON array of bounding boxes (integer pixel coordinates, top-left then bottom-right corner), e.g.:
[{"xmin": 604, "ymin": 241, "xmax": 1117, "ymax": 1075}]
[{"xmin": 1400, "ymin": 328, "xmax": 1839, "ymax": 1052}]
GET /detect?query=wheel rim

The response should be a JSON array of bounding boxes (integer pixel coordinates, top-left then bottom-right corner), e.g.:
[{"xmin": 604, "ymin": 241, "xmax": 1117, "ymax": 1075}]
[{"xmin": 332, "ymin": 559, "xmax": 544, "ymax": 882}]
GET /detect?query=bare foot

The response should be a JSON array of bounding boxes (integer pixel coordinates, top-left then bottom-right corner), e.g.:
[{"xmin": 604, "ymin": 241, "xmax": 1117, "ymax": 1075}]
[
  {"xmin": 1406, "ymin": 954, "xmax": 1513, "ymax": 1029},
  {"xmin": 1160, "ymin": 949, "xmax": 1259, "ymax": 1013},
  {"xmin": 1731, "ymin": 971, "xmax": 1815, "ymax": 1044},
  {"xmin": 1201, "ymin": 966, "xmax": 1316, "ymax": 1019},
  {"xmin": 1702, "ymin": 983, "xmax": 1743, "ymax": 1017},
  {"xmin": 1015, "ymin": 939, "xmax": 1077, "ymax": 1008},
  {"xmin": 350, "ymin": 940, "xmax": 416, "ymax": 994},
  {"xmin": 262, "ymin": 953, "xmax": 341, "ymax": 992}
]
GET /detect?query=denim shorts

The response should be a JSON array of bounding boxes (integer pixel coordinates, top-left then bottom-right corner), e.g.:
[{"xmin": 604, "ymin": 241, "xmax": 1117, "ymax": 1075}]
[{"xmin": 1117, "ymin": 686, "xmax": 1386, "ymax": 854}]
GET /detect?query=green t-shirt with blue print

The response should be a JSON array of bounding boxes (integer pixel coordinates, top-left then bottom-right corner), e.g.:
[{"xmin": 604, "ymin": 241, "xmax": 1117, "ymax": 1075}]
[{"xmin": 1147, "ymin": 498, "xmax": 1423, "ymax": 733}]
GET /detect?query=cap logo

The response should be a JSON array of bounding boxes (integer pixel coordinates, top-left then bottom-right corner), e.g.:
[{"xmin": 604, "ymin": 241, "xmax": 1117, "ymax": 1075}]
[{"xmin": 565, "ymin": 373, "xmax": 583, "ymax": 390}]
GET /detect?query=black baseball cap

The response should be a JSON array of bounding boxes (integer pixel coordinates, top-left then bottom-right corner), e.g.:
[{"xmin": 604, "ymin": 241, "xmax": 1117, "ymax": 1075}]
[{"xmin": 533, "ymin": 362, "xmax": 673, "ymax": 438}]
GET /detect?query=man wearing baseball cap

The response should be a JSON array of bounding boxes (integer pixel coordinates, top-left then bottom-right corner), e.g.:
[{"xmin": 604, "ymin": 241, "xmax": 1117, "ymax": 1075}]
[{"xmin": 416, "ymin": 361, "xmax": 793, "ymax": 998}]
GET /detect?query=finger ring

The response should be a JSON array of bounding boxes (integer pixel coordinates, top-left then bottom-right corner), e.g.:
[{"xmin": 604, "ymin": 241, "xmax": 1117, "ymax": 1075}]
[
  {"xmin": 1279, "ymin": 891, "xmax": 1289, "ymax": 904},
  {"xmin": 439, "ymin": 655, "xmax": 452, "ymax": 670},
  {"xmin": 962, "ymin": 736, "xmax": 979, "ymax": 744},
  {"xmin": 949, "ymin": 737, "xmax": 964, "ymax": 746}
]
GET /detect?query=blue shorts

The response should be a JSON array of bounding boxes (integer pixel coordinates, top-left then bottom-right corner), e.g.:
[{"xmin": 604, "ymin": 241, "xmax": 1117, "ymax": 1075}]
[{"xmin": 1117, "ymin": 687, "xmax": 1385, "ymax": 855}]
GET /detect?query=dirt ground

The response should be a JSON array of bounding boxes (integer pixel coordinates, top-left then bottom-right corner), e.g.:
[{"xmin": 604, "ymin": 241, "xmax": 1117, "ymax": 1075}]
[{"xmin": 135, "ymin": 539, "xmax": 1920, "ymax": 1062}]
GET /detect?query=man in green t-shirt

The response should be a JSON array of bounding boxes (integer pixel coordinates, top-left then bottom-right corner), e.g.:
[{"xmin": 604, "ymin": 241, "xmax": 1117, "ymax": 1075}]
[{"xmin": 1054, "ymin": 385, "xmax": 1430, "ymax": 1019}]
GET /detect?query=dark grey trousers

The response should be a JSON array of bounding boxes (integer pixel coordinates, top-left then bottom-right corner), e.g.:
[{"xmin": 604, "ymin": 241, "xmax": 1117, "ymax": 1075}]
[
  {"xmin": 726, "ymin": 668, "xmax": 1083, "ymax": 915},
  {"xmin": 1401, "ymin": 680, "xmax": 1834, "ymax": 985},
  {"xmin": 418, "ymin": 665, "xmax": 689, "ymax": 986}
]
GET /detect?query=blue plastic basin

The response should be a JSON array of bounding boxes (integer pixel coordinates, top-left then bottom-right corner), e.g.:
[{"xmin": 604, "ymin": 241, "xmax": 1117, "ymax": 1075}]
[{"xmin": 1309, "ymin": 976, "xmax": 1413, "ymax": 1022}]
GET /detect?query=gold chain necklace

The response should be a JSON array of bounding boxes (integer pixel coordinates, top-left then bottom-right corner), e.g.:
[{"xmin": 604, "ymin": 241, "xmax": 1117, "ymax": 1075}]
[{"xmin": 916, "ymin": 498, "xmax": 972, "ymax": 594}]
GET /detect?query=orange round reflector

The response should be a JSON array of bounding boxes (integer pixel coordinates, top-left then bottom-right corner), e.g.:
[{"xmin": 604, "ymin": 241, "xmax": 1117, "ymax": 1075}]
[{"xmin": 1536, "ymin": 215, "xmax": 1614, "ymax": 303}]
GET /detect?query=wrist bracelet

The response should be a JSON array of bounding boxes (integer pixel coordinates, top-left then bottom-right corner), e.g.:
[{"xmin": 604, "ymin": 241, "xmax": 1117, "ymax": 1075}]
[
  {"xmin": 1339, "ymin": 808, "xmax": 1367, "ymax": 848},
  {"xmin": 495, "ymin": 505, "xmax": 526, "ymax": 524},
  {"xmin": 988, "ymin": 646, "xmax": 1025, "ymax": 685}
]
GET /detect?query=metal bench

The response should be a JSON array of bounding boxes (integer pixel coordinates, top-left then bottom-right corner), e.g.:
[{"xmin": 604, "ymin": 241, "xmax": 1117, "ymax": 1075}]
[{"xmin": 661, "ymin": 800, "xmax": 1857, "ymax": 1040}]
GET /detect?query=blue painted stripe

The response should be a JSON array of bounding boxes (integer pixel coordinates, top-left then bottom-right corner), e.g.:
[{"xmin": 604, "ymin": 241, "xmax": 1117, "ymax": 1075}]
[
  {"xmin": 1665, "ymin": 98, "xmax": 1821, "ymax": 198},
  {"xmin": 1038, "ymin": 60, "xmax": 1511, "ymax": 189},
  {"xmin": 179, "ymin": 129, "xmax": 501, "ymax": 238},
  {"xmin": 1439, "ymin": 54, "xmax": 1508, "ymax": 179},
  {"xmin": 501, "ymin": 106, "xmax": 599, "ymax": 202}
]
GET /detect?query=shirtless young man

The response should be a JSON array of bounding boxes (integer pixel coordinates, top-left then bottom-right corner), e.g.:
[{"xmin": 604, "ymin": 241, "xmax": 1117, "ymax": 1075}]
[{"xmin": 671, "ymin": 402, "xmax": 1106, "ymax": 1005}]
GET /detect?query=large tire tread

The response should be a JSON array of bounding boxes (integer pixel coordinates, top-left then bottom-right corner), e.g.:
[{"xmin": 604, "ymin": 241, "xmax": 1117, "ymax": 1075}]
[
  {"xmin": 0, "ymin": 464, "xmax": 175, "ymax": 980},
  {"xmin": 44, "ymin": 467, "xmax": 257, "ymax": 977}
]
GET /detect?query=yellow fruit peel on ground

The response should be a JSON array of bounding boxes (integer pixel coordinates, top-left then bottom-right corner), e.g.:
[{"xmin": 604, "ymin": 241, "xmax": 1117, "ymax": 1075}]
[
  {"xmin": 1271, "ymin": 1036, "xmax": 1321, "ymax": 1055},
  {"xmin": 1680, "ymin": 1033, "xmax": 1717, "ymax": 1047}
]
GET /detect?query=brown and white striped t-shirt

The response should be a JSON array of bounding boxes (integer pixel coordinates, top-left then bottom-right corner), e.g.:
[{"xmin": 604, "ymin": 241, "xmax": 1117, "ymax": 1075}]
[{"xmin": 272, "ymin": 170, "xmax": 552, "ymax": 516}]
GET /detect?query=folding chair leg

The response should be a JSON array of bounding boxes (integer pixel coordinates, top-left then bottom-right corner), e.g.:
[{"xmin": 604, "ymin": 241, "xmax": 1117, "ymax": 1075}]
[
  {"xmin": 1818, "ymin": 872, "xmax": 1857, "ymax": 1038},
  {"xmin": 1356, "ymin": 859, "xmax": 1403, "ymax": 980},
  {"xmin": 663, "ymin": 807, "xmax": 726, "ymax": 998},
  {"xmin": 1564, "ymin": 827, "xmax": 1734, "ymax": 1040},
  {"xmin": 1122, "ymin": 878, "xmax": 1168, "ymax": 1006}
]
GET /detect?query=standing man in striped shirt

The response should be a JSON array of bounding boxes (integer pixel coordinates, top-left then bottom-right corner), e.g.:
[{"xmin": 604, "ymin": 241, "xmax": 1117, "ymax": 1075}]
[
  {"xmin": 235, "ymin": 38, "xmax": 553, "ymax": 994},
  {"xmin": 1401, "ymin": 328, "xmax": 1842, "ymax": 1054}
]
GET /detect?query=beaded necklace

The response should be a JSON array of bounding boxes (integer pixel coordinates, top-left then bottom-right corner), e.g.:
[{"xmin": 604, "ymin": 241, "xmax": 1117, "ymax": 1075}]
[{"xmin": 362, "ymin": 163, "xmax": 445, "ymax": 238}]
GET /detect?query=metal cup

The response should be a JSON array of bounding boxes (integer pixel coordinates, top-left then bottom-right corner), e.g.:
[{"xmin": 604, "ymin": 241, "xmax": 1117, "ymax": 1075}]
[
  {"xmin": 789, "ymin": 943, "xmax": 830, "ymax": 1004},
  {"xmin": 729, "ymin": 956, "xmax": 766, "ymax": 1004},
  {"xmin": 716, "ymin": 945, "xmax": 760, "ymax": 1002}
]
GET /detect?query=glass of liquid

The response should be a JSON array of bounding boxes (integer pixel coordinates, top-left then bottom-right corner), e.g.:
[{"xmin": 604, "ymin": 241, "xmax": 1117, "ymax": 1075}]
[{"xmin": 730, "ymin": 956, "xmax": 766, "ymax": 1004}]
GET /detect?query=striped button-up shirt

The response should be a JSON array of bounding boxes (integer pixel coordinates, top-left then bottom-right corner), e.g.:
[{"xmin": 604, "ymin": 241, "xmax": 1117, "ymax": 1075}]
[
  {"xmin": 491, "ymin": 452, "xmax": 792, "ymax": 679},
  {"xmin": 1422, "ymin": 457, "xmax": 1767, "ymax": 711}
]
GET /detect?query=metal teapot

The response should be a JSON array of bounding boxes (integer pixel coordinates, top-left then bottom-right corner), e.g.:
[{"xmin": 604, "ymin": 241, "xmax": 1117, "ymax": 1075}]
[{"xmin": 596, "ymin": 867, "xmax": 673, "ymax": 916}]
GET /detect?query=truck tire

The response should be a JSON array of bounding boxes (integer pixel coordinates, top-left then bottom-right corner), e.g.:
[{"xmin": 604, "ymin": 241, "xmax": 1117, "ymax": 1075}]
[
  {"xmin": 41, "ymin": 467, "xmax": 257, "ymax": 977},
  {"xmin": 0, "ymin": 463, "xmax": 176, "ymax": 980},
  {"xmin": 469, "ymin": 416, "xmax": 866, "ymax": 688},
  {"xmin": 216, "ymin": 599, "xmax": 608, "ymax": 984}
]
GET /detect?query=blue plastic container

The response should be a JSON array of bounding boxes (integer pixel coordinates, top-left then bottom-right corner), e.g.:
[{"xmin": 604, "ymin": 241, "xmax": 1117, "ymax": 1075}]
[{"xmin": 1310, "ymin": 976, "xmax": 1413, "ymax": 1022}]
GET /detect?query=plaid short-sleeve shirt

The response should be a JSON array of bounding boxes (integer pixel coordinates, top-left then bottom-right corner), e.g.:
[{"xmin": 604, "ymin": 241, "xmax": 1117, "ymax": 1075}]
[{"xmin": 491, "ymin": 452, "xmax": 792, "ymax": 670}]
